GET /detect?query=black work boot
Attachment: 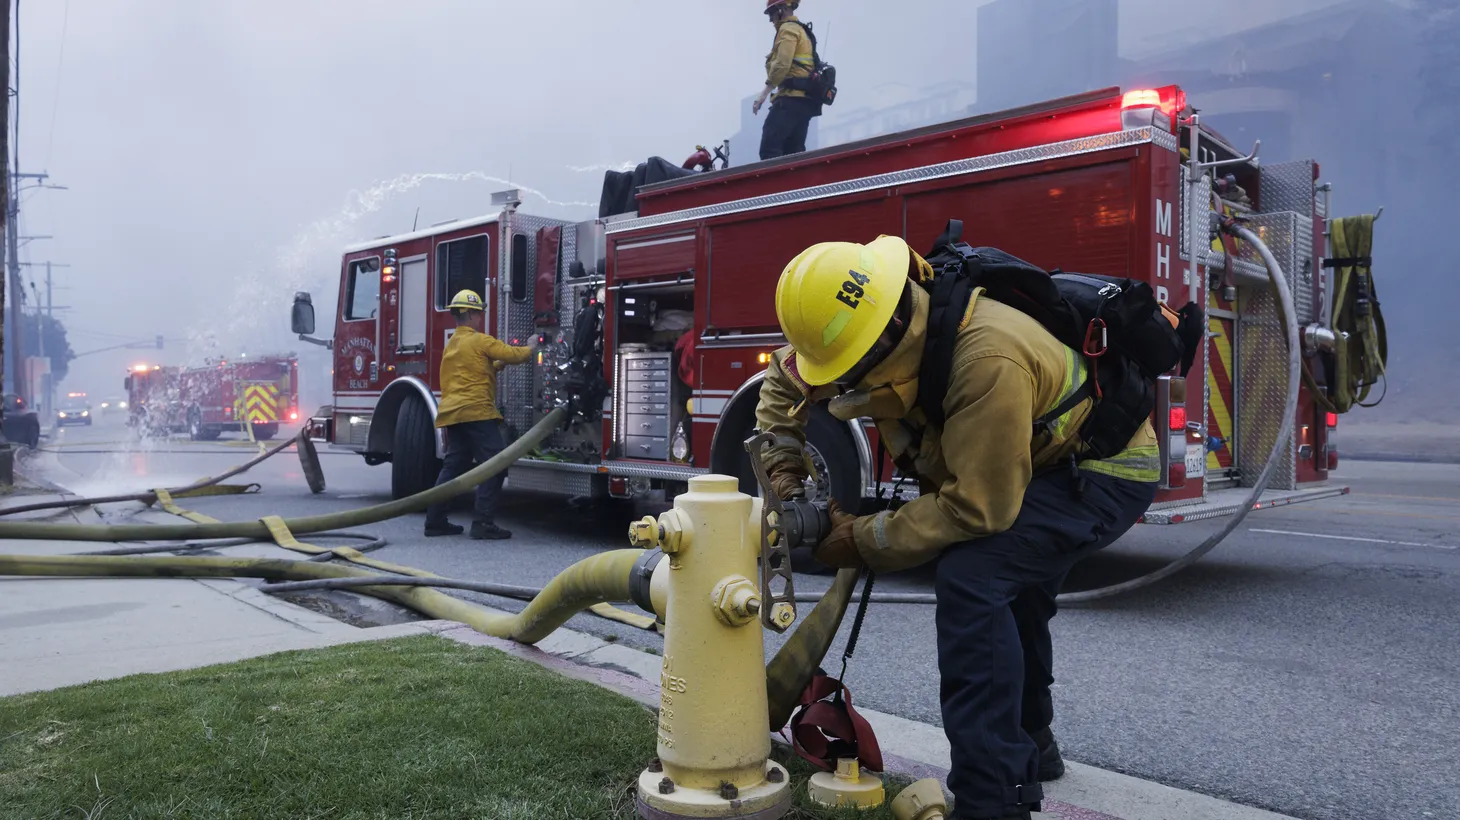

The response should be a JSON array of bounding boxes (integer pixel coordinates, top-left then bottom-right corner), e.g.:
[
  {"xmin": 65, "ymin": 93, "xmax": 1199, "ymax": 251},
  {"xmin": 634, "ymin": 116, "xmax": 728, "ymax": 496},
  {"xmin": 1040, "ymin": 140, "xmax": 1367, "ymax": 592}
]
[
  {"xmin": 470, "ymin": 521, "xmax": 512, "ymax": 540},
  {"xmin": 1031, "ymin": 727, "xmax": 1066, "ymax": 781},
  {"xmin": 424, "ymin": 522, "xmax": 465, "ymax": 538}
]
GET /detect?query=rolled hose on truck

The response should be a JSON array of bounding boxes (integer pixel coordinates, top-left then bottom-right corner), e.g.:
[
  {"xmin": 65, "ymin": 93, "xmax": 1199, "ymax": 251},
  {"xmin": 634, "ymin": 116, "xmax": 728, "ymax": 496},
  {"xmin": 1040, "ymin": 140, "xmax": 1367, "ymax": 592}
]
[{"xmin": 0, "ymin": 226, "xmax": 1299, "ymax": 718}]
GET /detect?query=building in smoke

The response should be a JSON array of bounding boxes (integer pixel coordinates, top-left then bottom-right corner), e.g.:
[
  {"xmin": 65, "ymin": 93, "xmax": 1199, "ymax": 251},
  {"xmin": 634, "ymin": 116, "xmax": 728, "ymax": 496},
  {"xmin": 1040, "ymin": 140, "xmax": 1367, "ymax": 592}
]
[
  {"xmin": 816, "ymin": 82, "xmax": 979, "ymax": 148},
  {"xmin": 1124, "ymin": 0, "xmax": 1418, "ymax": 214},
  {"xmin": 974, "ymin": 0, "xmax": 1121, "ymax": 114}
]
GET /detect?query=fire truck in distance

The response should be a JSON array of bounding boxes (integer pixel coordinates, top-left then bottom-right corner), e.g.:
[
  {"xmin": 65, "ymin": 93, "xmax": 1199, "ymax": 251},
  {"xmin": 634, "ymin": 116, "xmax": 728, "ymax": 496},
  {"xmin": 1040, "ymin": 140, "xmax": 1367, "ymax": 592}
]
[
  {"xmin": 291, "ymin": 84, "xmax": 1358, "ymax": 526},
  {"xmin": 125, "ymin": 354, "xmax": 300, "ymax": 441}
]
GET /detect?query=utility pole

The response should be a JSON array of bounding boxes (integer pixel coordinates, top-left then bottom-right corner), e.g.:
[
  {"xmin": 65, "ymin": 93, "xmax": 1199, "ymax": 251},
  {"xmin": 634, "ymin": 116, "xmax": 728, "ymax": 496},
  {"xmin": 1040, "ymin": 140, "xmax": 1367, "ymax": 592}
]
[
  {"xmin": 19, "ymin": 260, "xmax": 68, "ymax": 416},
  {"xmin": 1, "ymin": 0, "xmax": 10, "ymax": 413}
]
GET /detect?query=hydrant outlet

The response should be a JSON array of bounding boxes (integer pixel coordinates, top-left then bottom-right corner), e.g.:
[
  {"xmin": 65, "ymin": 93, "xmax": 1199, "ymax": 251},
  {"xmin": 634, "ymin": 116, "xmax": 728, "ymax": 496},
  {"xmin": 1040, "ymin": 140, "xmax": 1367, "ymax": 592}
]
[{"xmin": 712, "ymin": 576, "xmax": 762, "ymax": 627}]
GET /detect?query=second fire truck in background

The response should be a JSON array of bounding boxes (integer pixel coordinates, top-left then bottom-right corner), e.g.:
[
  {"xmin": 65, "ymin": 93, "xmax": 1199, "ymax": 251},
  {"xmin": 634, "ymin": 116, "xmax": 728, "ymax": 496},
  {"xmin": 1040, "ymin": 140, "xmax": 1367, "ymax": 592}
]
[{"xmin": 125, "ymin": 354, "xmax": 300, "ymax": 440}]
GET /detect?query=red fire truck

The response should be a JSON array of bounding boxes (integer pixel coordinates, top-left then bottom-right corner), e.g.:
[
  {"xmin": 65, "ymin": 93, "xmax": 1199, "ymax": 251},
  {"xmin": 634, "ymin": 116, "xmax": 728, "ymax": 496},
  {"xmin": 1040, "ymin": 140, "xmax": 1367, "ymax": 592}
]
[
  {"xmin": 292, "ymin": 85, "xmax": 1354, "ymax": 525},
  {"xmin": 125, "ymin": 355, "xmax": 300, "ymax": 440}
]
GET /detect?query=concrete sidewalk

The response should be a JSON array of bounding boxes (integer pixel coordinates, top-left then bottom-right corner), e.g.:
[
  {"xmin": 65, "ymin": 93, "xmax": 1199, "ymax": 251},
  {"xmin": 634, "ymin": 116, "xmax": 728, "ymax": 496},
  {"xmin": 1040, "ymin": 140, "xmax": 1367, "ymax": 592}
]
[{"xmin": 0, "ymin": 536, "xmax": 435, "ymax": 698}]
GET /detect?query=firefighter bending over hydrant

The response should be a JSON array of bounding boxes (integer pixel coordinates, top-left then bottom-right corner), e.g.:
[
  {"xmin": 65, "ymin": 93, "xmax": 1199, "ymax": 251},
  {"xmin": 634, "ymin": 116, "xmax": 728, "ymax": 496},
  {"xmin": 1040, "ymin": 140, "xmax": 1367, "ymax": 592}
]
[
  {"xmin": 424, "ymin": 289, "xmax": 537, "ymax": 541},
  {"xmin": 755, "ymin": 235, "xmax": 1165, "ymax": 820}
]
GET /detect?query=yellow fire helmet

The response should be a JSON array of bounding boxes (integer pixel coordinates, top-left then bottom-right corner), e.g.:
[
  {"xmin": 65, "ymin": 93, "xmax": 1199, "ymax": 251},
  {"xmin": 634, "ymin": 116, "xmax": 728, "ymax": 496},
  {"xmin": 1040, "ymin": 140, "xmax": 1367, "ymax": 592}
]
[
  {"xmin": 448, "ymin": 289, "xmax": 485, "ymax": 311},
  {"xmin": 774, "ymin": 235, "xmax": 910, "ymax": 386}
]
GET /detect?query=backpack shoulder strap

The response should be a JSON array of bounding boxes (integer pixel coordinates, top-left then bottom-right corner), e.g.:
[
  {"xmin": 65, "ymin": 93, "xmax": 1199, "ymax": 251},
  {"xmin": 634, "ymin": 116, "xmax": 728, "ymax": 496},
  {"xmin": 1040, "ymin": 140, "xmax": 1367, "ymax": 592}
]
[
  {"xmin": 917, "ymin": 220, "xmax": 977, "ymax": 428},
  {"xmin": 786, "ymin": 20, "xmax": 819, "ymax": 61}
]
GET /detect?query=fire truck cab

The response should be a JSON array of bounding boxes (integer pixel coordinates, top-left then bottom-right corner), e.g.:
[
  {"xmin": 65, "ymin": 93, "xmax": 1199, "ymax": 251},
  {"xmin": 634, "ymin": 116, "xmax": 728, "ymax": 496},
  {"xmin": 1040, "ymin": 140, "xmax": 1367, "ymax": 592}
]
[{"xmin": 296, "ymin": 85, "xmax": 1353, "ymax": 524}]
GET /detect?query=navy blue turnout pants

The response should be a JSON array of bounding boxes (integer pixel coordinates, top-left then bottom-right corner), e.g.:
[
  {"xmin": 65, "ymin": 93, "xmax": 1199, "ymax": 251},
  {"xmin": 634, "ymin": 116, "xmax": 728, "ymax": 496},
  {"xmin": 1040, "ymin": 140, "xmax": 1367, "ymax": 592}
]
[
  {"xmin": 424, "ymin": 419, "xmax": 507, "ymax": 527},
  {"xmin": 938, "ymin": 468, "xmax": 1156, "ymax": 818}
]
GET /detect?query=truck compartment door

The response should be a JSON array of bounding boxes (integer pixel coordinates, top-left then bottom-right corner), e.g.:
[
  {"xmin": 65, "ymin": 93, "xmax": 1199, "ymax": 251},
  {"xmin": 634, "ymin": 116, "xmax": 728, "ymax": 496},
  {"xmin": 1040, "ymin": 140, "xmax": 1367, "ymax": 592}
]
[{"xmin": 398, "ymin": 257, "xmax": 428, "ymax": 352}]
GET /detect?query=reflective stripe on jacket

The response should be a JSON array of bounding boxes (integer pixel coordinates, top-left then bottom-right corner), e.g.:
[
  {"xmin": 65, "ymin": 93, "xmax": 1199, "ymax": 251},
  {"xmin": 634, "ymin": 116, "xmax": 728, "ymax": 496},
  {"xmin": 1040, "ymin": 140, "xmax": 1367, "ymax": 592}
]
[
  {"xmin": 435, "ymin": 326, "xmax": 531, "ymax": 427},
  {"xmin": 754, "ymin": 285, "xmax": 1158, "ymax": 574},
  {"xmin": 765, "ymin": 16, "xmax": 814, "ymax": 100}
]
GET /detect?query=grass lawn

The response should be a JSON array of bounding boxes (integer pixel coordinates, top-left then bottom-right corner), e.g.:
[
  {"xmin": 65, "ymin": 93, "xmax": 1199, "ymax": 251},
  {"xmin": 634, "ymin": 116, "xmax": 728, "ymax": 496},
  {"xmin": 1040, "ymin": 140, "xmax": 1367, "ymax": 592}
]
[{"xmin": 0, "ymin": 636, "xmax": 905, "ymax": 819}]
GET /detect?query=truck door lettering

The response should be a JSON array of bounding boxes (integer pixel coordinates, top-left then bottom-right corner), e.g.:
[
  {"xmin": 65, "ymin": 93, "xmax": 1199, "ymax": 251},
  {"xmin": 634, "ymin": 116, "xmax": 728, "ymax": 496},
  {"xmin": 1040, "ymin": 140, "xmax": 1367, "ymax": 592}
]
[{"xmin": 1154, "ymin": 197, "xmax": 1173, "ymax": 304}]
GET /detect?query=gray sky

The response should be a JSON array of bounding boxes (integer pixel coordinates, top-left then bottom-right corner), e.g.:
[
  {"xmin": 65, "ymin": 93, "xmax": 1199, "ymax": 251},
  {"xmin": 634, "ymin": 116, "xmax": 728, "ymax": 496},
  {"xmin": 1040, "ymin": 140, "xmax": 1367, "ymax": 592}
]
[{"xmin": 10, "ymin": 0, "xmax": 1415, "ymax": 400}]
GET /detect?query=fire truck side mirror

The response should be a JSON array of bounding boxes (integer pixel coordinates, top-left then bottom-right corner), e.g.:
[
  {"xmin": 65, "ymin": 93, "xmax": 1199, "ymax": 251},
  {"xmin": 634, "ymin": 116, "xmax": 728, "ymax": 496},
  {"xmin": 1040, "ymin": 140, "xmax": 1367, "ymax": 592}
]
[
  {"xmin": 124, "ymin": 376, "xmax": 132, "ymax": 392},
  {"xmin": 292, "ymin": 292, "xmax": 317, "ymax": 336}
]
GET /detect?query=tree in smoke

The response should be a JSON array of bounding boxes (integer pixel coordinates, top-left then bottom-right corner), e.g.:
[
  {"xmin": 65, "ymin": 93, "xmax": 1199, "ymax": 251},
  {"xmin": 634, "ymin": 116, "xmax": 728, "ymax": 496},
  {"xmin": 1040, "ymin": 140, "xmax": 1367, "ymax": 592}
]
[{"xmin": 20, "ymin": 314, "xmax": 77, "ymax": 384}]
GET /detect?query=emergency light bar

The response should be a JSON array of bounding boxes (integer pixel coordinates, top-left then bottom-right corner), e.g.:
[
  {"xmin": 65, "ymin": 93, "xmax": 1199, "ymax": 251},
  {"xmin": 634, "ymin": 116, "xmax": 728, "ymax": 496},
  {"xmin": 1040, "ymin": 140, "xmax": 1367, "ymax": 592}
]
[{"xmin": 1119, "ymin": 86, "xmax": 1186, "ymax": 133}]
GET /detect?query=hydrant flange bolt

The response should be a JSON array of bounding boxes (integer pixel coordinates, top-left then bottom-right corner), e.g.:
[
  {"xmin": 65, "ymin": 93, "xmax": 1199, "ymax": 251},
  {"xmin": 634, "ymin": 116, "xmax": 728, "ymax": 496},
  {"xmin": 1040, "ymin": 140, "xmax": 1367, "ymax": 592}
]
[
  {"xmin": 656, "ymin": 511, "xmax": 686, "ymax": 554},
  {"xmin": 719, "ymin": 781, "xmax": 739, "ymax": 801},
  {"xmin": 647, "ymin": 758, "xmax": 663, "ymax": 773},
  {"xmin": 766, "ymin": 767, "xmax": 785, "ymax": 784},
  {"xmin": 658, "ymin": 777, "xmax": 675, "ymax": 795}
]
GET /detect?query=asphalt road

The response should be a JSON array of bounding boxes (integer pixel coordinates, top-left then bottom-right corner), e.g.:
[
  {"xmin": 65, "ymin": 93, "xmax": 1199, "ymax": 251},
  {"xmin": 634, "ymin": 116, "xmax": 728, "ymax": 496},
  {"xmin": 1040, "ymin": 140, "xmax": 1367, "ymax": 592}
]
[{"xmin": 23, "ymin": 416, "xmax": 1460, "ymax": 820}]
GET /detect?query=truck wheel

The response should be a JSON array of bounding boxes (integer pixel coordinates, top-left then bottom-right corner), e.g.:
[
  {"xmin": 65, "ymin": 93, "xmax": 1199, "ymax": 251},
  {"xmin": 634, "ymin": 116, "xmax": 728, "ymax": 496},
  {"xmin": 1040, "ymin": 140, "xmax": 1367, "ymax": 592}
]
[
  {"xmin": 730, "ymin": 407, "xmax": 862, "ymax": 510},
  {"xmin": 188, "ymin": 410, "xmax": 205, "ymax": 441},
  {"xmin": 252, "ymin": 423, "xmax": 279, "ymax": 441},
  {"xmin": 391, "ymin": 397, "xmax": 441, "ymax": 500}
]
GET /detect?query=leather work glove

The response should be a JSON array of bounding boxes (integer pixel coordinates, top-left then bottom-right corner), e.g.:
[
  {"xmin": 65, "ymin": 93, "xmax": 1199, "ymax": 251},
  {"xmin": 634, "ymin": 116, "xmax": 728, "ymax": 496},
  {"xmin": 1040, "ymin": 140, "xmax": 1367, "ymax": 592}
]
[
  {"xmin": 812, "ymin": 498, "xmax": 863, "ymax": 569},
  {"xmin": 769, "ymin": 465, "xmax": 809, "ymax": 500}
]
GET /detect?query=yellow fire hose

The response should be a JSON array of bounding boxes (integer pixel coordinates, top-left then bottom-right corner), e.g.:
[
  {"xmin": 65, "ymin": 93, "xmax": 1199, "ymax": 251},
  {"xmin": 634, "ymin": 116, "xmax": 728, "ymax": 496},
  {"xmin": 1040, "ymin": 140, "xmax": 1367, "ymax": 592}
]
[
  {"xmin": 0, "ymin": 408, "xmax": 566, "ymax": 541},
  {"xmin": 0, "ymin": 401, "xmax": 863, "ymax": 726},
  {"xmin": 0, "ymin": 549, "xmax": 645, "ymax": 645},
  {"xmin": 0, "ymin": 430, "xmax": 310, "ymax": 518}
]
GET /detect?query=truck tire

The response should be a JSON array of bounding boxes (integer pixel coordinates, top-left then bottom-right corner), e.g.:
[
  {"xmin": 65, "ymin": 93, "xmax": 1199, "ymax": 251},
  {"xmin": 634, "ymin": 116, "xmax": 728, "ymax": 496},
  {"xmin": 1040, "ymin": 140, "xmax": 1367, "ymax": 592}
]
[
  {"xmin": 730, "ymin": 407, "xmax": 862, "ymax": 510},
  {"xmin": 252, "ymin": 423, "xmax": 279, "ymax": 441},
  {"xmin": 188, "ymin": 409, "xmax": 205, "ymax": 441},
  {"xmin": 391, "ymin": 397, "xmax": 441, "ymax": 500}
]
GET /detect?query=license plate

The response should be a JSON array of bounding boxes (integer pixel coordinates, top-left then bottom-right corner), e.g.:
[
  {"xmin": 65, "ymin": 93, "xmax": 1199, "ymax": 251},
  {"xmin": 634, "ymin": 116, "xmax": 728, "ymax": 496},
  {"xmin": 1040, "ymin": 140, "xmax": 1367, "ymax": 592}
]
[{"xmin": 1185, "ymin": 445, "xmax": 1206, "ymax": 478}]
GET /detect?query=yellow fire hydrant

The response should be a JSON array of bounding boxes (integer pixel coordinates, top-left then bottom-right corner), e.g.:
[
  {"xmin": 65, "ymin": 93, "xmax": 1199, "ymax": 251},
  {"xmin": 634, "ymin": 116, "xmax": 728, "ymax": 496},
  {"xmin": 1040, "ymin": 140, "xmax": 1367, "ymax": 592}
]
[{"xmin": 629, "ymin": 474, "xmax": 792, "ymax": 820}]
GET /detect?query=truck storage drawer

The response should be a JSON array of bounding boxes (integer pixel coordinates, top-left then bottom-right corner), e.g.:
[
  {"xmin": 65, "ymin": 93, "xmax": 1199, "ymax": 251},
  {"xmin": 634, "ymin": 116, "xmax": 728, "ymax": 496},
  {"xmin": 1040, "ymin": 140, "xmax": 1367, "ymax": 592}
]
[
  {"xmin": 624, "ymin": 435, "xmax": 669, "ymax": 460},
  {"xmin": 626, "ymin": 358, "xmax": 670, "ymax": 372},
  {"xmin": 625, "ymin": 401, "xmax": 670, "ymax": 415},
  {"xmin": 625, "ymin": 390, "xmax": 670, "ymax": 403},
  {"xmin": 624, "ymin": 413, "xmax": 671, "ymax": 438}
]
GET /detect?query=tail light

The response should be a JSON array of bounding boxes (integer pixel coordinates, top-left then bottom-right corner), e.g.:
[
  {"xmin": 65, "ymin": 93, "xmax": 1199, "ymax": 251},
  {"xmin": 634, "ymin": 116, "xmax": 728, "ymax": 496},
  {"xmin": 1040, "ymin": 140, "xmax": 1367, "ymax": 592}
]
[
  {"xmin": 609, "ymin": 476, "xmax": 629, "ymax": 497},
  {"xmin": 1156, "ymin": 375, "xmax": 1189, "ymax": 490},
  {"xmin": 1324, "ymin": 411, "xmax": 1339, "ymax": 470},
  {"xmin": 289, "ymin": 409, "xmax": 299, "ymax": 421},
  {"xmin": 1168, "ymin": 406, "xmax": 1187, "ymax": 431}
]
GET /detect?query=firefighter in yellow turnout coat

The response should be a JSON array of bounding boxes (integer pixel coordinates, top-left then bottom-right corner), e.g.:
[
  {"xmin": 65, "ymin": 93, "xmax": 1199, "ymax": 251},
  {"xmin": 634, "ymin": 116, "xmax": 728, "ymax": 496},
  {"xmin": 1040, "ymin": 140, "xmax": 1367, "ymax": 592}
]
[{"xmin": 755, "ymin": 236, "xmax": 1159, "ymax": 820}]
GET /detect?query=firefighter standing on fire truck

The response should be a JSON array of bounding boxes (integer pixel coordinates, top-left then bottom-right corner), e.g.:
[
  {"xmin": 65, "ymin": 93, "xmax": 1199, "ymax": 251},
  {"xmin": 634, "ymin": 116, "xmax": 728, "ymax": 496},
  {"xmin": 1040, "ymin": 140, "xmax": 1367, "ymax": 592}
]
[
  {"xmin": 753, "ymin": 0, "xmax": 821, "ymax": 160},
  {"xmin": 755, "ymin": 237, "xmax": 1159, "ymax": 820},
  {"xmin": 423, "ymin": 289, "xmax": 535, "ymax": 540}
]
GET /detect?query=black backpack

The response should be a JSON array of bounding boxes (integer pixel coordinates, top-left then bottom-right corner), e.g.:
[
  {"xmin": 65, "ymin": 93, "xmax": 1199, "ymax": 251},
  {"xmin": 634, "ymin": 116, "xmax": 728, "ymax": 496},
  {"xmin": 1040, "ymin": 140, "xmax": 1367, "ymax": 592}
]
[
  {"xmin": 781, "ymin": 21, "xmax": 837, "ymax": 107},
  {"xmin": 917, "ymin": 219, "xmax": 1203, "ymax": 460}
]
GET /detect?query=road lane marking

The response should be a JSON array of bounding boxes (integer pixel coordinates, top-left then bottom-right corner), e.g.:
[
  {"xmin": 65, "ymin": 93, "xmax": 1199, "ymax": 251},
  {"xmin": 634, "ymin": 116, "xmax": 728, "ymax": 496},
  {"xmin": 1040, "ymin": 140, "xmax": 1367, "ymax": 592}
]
[
  {"xmin": 1357, "ymin": 492, "xmax": 1460, "ymax": 503},
  {"xmin": 1250, "ymin": 528, "xmax": 1458, "ymax": 551}
]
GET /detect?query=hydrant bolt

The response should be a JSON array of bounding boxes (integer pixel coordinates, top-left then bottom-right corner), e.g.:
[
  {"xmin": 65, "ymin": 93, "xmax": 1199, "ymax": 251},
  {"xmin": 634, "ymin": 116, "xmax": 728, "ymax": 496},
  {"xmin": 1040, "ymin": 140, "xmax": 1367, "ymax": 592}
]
[
  {"xmin": 647, "ymin": 758, "xmax": 663, "ymax": 773},
  {"xmin": 719, "ymin": 782, "xmax": 739, "ymax": 801},
  {"xmin": 658, "ymin": 777, "xmax": 675, "ymax": 795},
  {"xmin": 656, "ymin": 511, "xmax": 686, "ymax": 554},
  {"xmin": 766, "ymin": 767, "xmax": 785, "ymax": 783}
]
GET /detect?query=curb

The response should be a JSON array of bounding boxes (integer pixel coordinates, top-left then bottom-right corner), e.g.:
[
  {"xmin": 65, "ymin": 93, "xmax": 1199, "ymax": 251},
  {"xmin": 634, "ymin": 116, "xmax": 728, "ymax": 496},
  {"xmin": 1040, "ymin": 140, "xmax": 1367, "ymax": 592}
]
[{"xmin": 433, "ymin": 623, "xmax": 1301, "ymax": 820}]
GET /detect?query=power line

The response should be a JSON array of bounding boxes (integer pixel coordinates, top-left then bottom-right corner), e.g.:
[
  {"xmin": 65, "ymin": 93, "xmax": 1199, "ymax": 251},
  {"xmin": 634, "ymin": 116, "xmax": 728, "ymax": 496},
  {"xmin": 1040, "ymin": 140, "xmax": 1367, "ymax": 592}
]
[{"xmin": 41, "ymin": 0, "xmax": 63, "ymax": 168}]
